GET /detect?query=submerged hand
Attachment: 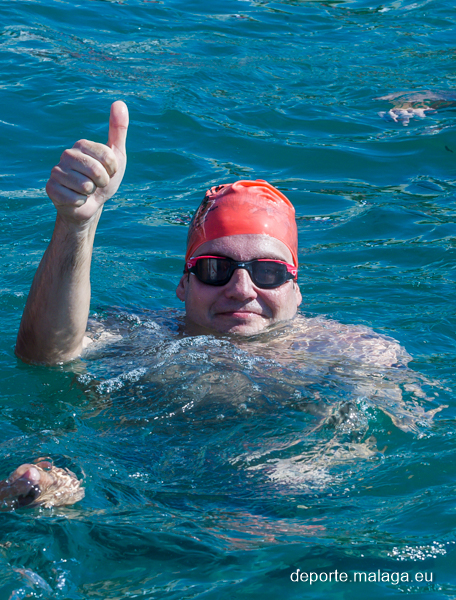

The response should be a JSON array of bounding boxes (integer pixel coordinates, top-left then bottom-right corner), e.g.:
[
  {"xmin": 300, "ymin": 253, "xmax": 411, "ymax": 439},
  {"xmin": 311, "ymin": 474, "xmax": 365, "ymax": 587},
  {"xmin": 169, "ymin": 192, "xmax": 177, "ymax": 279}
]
[
  {"xmin": 379, "ymin": 105, "xmax": 435, "ymax": 126},
  {"xmin": 46, "ymin": 101, "xmax": 129, "ymax": 225},
  {"xmin": 0, "ymin": 460, "xmax": 85, "ymax": 510}
]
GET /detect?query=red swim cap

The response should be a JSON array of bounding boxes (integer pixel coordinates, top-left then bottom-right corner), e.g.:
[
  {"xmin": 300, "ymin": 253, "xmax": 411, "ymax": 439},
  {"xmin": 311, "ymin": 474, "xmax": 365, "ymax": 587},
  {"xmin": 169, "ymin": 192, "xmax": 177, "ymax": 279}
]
[{"xmin": 186, "ymin": 180, "xmax": 298, "ymax": 266}]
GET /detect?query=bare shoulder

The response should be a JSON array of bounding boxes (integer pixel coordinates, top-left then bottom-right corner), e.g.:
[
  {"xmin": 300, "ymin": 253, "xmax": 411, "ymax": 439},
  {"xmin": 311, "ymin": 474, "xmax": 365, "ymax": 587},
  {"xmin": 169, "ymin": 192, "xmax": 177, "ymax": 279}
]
[{"xmin": 291, "ymin": 314, "xmax": 411, "ymax": 367}]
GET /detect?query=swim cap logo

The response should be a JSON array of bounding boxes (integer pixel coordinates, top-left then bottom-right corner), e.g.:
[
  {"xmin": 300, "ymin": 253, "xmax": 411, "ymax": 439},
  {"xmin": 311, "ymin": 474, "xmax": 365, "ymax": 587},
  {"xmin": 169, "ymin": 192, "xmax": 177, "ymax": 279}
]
[{"xmin": 187, "ymin": 185, "xmax": 226, "ymax": 245}]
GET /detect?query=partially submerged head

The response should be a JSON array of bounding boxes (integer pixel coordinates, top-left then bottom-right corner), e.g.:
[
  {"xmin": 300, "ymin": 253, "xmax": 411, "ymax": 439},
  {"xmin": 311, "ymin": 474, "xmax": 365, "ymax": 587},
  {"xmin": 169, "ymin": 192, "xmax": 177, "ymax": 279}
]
[{"xmin": 176, "ymin": 180, "xmax": 302, "ymax": 334}]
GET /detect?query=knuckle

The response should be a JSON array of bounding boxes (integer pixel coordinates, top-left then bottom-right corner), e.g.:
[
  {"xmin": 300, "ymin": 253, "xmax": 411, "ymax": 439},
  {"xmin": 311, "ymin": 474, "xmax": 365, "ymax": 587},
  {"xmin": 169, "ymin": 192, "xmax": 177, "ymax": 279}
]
[
  {"xmin": 90, "ymin": 163, "xmax": 106, "ymax": 183},
  {"xmin": 82, "ymin": 180, "xmax": 96, "ymax": 195},
  {"xmin": 73, "ymin": 138, "xmax": 89, "ymax": 150},
  {"xmin": 100, "ymin": 148, "xmax": 117, "ymax": 175},
  {"xmin": 60, "ymin": 148, "xmax": 73, "ymax": 163},
  {"xmin": 46, "ymin": 178, "xmax": 57, "ymax": 198}
]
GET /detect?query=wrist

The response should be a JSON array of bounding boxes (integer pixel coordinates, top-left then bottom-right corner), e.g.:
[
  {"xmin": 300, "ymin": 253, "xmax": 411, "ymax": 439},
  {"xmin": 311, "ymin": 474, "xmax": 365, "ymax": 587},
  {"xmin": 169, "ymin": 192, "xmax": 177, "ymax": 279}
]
[{"xmin": 55, "ymin": 208, "xmax": 102, "ymax": 239}]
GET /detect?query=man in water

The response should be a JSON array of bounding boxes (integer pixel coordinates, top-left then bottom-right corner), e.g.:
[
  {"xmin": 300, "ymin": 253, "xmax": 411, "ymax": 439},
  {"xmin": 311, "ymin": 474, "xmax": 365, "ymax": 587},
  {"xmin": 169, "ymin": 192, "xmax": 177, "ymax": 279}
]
[
  {"xmin": 14, "ymin": 101, "xmax": 304, "ymax": 364},
  {"xmin": 14, "ymin": 101, "xmax": 407, "ymax": 366},
  {"xmin": 15, "ymin": 89, "xmax": 456, "ymax": 364}
]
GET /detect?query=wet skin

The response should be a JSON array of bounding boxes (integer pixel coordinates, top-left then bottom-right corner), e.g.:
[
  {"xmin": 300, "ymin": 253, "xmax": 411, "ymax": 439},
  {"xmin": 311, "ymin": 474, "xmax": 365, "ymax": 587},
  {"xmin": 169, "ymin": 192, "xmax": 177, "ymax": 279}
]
[{"xmin": 176, "ymin": 234, "xmax": 302, "ymax": 335}]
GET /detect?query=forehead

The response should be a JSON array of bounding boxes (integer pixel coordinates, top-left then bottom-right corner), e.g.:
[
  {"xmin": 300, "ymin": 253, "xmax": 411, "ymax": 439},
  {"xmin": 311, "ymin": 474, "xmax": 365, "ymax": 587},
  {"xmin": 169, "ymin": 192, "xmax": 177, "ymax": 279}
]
[{"xmin": 194, "ymin": 234, "xmax": 293, "ymax": 263}]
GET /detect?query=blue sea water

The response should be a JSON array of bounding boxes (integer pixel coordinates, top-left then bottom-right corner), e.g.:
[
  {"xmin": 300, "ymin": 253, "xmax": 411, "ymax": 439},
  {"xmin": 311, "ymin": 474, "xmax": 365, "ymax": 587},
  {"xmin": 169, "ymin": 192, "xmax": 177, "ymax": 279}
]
[{"xmin": 1, "ymin": 0, "xmax": 456, "ymax": 598}]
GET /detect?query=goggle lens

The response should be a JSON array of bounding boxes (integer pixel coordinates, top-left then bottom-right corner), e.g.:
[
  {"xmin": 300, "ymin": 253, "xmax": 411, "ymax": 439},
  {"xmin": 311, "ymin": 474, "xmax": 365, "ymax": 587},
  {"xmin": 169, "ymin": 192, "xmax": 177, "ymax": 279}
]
[{"xmin": 186, "ymin": 256, "xmax": 297, "ymax": 289}]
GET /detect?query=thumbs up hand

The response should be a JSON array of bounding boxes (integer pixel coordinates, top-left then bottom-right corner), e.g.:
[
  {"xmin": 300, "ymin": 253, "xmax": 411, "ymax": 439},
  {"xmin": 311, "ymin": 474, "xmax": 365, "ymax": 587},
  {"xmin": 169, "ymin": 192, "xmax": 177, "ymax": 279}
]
[{"xmin": 46, "ymin": 101, "xmax": 129, "ymax": 225}]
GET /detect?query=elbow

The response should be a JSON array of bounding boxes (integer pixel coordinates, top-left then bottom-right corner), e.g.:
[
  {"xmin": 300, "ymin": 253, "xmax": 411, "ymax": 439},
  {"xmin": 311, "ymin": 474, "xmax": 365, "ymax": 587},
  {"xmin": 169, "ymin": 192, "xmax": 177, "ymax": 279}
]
[{"xmin": 15, "ymin": 333, "xmax": 81, "ymax": 366}]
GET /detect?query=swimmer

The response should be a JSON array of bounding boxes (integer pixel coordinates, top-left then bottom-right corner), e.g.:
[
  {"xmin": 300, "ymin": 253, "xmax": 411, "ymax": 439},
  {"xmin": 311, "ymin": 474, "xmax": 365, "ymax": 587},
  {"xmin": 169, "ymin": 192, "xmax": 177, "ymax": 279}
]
[
  {"xmin": 15, "ymin": 101, "xmax": 305, "ymax": 362},
  {"xmin": 14, "ymin": 101, "xmax": 404, "ymax": 365}
]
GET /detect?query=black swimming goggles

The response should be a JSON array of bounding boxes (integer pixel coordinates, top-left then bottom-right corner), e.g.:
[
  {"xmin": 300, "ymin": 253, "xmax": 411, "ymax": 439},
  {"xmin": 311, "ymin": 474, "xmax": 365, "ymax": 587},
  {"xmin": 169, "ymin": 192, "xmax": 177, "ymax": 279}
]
[{"xmin": 185, "ymin": 256, "xmax": 298, "ymax": 289}]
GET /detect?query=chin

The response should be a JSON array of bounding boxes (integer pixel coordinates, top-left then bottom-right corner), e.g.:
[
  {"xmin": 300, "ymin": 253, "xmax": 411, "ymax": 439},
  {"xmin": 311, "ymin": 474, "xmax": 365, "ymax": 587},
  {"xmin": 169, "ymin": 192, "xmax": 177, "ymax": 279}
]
[{"xmin": 211, "ymin": 315, "xmax": 270, "ymax": 336}]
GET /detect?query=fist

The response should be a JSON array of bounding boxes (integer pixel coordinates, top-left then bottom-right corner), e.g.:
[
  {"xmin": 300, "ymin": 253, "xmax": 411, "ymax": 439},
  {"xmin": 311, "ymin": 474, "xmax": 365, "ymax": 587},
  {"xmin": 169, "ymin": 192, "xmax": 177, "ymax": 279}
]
[{"xmin": 46, "ymin": 101, "xmax": 129, "ymax": 224}]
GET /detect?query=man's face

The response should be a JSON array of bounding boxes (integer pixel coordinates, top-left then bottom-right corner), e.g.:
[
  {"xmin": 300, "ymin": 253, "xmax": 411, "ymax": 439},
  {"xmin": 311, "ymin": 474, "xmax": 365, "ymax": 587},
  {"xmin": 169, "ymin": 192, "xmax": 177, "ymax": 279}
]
[{"xmin": 176, "ymin": 234, "xmax": 302, "ymax": 335}]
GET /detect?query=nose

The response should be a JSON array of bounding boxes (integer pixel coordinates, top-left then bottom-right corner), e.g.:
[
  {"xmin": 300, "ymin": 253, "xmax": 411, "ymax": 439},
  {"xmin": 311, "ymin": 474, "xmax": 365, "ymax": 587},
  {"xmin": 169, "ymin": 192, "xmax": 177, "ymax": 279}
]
[{"xmin": 224, "ymin": 267, "xmax": 258, "ymax": 301}]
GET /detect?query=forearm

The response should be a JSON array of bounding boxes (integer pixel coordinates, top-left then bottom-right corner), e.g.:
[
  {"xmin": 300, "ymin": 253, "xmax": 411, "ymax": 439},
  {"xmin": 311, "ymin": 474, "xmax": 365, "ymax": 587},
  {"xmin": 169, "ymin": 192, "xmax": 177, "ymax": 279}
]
[{"xmin": 15, "ymin": 211, "xmax": 101, "ymax": 364}]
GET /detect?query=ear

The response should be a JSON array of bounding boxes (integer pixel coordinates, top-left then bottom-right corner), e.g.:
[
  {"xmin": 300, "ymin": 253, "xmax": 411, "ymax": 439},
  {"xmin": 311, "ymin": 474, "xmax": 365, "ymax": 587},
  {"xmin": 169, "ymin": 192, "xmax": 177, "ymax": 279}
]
[{"xmin": 176, "ymin": 274, "xmax": 188, "ymax": 302}]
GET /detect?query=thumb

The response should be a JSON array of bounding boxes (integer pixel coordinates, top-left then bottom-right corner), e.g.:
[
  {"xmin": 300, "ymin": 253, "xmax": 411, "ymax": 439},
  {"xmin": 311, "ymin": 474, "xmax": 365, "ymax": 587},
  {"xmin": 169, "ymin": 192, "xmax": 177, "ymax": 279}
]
[{"xmin": 107, "ymin": 100, "xmax": 129, "ymax": 155}]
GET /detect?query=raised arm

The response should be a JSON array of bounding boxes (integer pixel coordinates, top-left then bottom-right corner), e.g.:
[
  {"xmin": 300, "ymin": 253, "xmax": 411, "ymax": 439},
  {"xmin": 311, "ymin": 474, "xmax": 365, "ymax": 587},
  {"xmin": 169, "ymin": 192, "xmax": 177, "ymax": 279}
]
[{"xmin": 15, "ymin": 101, "xmax": 129, "ymax": 364}]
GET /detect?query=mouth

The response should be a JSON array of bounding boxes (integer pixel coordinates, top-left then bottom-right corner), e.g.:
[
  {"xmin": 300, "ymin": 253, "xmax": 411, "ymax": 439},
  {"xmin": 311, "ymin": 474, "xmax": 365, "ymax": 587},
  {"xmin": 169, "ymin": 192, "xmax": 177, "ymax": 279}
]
[{"xmin": 217, "ymin": 310, "xmax": 264, "ymax": 320}]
